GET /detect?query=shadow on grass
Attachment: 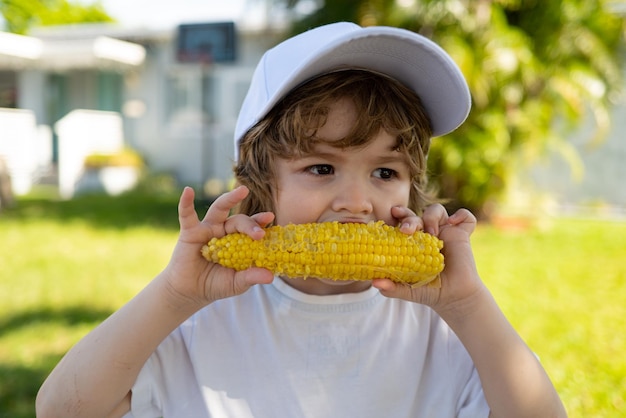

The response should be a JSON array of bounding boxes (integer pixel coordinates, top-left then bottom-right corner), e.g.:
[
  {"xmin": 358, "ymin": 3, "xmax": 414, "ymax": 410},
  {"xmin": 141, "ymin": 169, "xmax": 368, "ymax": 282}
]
[
  {"xmin": 0, "ymin": 306, "xmax": 113, "ymax": 337},
  {"xmin": 0, "ymin": 306, "xmax": 114, "ymax": 418},
  {"xmin": 0, "ymin": 362, "xmax": 46, "ymax": 418},
  {"xmin": 0, "ymin": 355, "xmax": 60, "ymax": 418},
  {"xmin": 0, "ymin": 191, "xmax": 215, "ymax": 231}
]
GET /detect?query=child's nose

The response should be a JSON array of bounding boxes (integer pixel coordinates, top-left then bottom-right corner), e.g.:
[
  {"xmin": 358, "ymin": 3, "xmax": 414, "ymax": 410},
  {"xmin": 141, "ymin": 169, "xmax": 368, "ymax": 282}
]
[{"xmin": 331, "ymin": 179, "xmax": 373, "ymax": 214}]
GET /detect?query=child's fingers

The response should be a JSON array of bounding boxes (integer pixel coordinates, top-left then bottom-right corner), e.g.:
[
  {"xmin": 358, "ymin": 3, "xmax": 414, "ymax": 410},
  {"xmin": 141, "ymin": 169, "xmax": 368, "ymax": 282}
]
[
  {"xmin": 372, "ymin": 279, "xmax": 439, "ymax": 306},
  {"xmin": 236, "ymin": 267, "xmax": 275, "ymax": 288},
  {"xmin": 448, "ymin": 208, "xmax": 476, "ymax": 225},
  {"xmin": 371, "ymin": 278, "xmax": 396, "ymax": 293},
  {"xmin": 178, "ymin": 186, "xmax": 200, "ymax": 230},
  {"xmin": 421, "ymin": 204, "xmax": 449, "ymax": 236},
  {"xmin": 222, "ymin": 212, "xmax": 275, "ymax": 240},
  {"xmin": 391, "ymin": 206, "xmax": 422, "ymax": 233},
  {"xmin": 247, "ymin": 212, "xmax": 275, "ymax": 238},
  {"xmin": 201, "ymin": 186, "xmax": 250, "ymax": 224},
  {"xmin": 445, "ymin": 208, "xmax": 477, "ymax": 235},
  {"xmin": 250, "ymin": 211, "xmax": 275, "ymax": 228}
]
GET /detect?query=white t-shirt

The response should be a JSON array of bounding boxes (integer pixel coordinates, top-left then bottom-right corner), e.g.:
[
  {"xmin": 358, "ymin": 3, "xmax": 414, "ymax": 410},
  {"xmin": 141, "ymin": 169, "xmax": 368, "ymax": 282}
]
[{"xmin": 126, "ymin": 278, "xmax": 489, "ymax": 418}]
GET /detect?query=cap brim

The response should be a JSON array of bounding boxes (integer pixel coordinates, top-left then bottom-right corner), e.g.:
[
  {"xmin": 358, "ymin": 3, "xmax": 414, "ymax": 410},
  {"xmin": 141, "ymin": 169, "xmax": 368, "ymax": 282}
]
[
  {"xmin": 257, "ymin": 26, "xmax": 470, "ymax": 138},
  {"xmin": 234, "ymin": 23, "xmax": 471, "ymax": 152}
]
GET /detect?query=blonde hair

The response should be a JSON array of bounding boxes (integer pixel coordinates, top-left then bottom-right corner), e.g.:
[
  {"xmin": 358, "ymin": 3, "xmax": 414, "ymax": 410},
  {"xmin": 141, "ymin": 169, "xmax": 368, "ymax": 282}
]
[{"xmin": 234, "ymin": 69, "xmax": 436, "ymax": 216}]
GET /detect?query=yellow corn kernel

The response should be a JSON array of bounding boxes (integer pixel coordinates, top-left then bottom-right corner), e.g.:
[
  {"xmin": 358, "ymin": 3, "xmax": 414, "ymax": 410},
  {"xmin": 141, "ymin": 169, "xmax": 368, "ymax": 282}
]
[{"xmin": 201, "ymin": 221, "xmax": 444, "ymax": 286}]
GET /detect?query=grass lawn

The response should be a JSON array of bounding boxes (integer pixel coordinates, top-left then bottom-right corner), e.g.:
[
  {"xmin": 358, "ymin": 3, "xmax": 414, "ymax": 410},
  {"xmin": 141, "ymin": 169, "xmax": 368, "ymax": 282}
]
[
  {"xmin": 1, "ymin": 190, "xmax": 625, "ymax": 417},
  {"xmin": 473, "ymin": 217, "xmax": 626, "ymax": 416}
]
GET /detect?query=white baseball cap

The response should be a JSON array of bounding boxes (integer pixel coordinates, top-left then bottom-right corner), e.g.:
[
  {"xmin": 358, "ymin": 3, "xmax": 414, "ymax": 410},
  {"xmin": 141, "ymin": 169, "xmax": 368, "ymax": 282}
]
[{"xmin": 234, "ymin": 21, "xmax": 471, "ymax": 153}]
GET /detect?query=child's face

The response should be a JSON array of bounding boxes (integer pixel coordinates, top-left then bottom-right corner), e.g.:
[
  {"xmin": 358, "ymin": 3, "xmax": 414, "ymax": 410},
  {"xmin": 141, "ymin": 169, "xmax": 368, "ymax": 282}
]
[{"xmin": 273, "ymin": 97, "xmax": 412, "ymax": 228}]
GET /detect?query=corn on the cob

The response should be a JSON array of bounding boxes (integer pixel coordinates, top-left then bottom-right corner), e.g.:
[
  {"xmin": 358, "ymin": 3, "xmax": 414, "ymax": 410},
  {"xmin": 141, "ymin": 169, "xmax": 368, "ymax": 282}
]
[{"xmin": 201, "ymin": 221, "xmax": 444, "ymax": 286}]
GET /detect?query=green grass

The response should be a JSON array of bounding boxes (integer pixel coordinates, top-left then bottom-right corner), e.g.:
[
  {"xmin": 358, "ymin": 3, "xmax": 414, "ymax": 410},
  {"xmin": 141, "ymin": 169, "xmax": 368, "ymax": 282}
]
[
  {"xmin": 474, "ymin": 218, "xmax": 626, "ymax": 416},
  {"xmin": 1, "ymin": 191, "xmax": 625, "ymax": 417},
  {"xmin": 0, "ymin": 190, "xmax": 190, "ymax": 417},
  {"xmin": 475, "ymin": 219, "xmax": 626, "ymax": 417}
]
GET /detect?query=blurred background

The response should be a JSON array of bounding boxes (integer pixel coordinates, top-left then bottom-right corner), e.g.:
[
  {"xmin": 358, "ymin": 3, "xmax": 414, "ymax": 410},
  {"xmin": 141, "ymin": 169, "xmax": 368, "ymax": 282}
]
[{"xmin": 1, "ymin": 0, "xmax": 625, "ymax": 416}]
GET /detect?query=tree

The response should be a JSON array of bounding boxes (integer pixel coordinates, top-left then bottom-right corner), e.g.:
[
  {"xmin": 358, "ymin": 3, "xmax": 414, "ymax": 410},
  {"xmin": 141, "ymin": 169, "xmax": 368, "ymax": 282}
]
[
  {"xmin": 0, "ymin": 0, "xmax": 114, "ymax": 34},
  {"xmin": 283, "ymin": 0, "xmax": 625, "ymax": 217}
]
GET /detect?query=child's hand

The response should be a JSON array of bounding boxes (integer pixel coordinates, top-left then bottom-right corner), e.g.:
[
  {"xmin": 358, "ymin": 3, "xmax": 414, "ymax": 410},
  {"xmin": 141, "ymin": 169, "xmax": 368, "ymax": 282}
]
[
  {"xmin": 373, "ymin": 204, "xmax": 484, "ymax": 316},
  {"xmin": 161, "ymin": 186, "xmax": 275, "ymax": 309}
]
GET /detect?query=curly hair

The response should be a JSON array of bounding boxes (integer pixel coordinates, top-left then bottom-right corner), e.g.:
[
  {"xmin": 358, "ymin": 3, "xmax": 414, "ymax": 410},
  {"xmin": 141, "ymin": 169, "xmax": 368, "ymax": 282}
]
[{"xmin": 234, "ymin": 69, "xmax": 437, "ymax": 217}]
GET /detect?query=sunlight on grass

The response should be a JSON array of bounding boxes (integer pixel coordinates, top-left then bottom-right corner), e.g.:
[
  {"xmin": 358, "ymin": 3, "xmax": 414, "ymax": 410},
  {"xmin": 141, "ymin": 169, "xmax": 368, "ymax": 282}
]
[
  {"xmin": 1, "ymin": 221, "xmax": 175, "ymax": 312},
  {"xmin": 474, "ymin": 218, "xmax": 626, "ymax": 416},
  {"xmin": 0, "ymin": 192, "xmax": 182, "ymax": 418},
  {"xmin": 1, "ymin": 193, "xmax": 625, "ymax": 417}
]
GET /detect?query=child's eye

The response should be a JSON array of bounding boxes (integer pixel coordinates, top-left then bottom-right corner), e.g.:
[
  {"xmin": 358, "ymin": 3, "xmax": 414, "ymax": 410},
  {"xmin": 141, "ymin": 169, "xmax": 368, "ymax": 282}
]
[
  {"xmin": 373, "ymin": 168, "xmax": 398, "ymax": 180},
  {"xmin": 308, "ymin": 164, "xmax": 334, "ymax": 175}
]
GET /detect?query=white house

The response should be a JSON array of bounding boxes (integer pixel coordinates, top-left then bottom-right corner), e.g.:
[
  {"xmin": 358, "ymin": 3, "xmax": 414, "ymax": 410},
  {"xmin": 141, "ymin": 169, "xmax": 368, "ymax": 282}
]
[{"xmin": 0, "ymin": 21, "xmax": 284, "ymax": 197}]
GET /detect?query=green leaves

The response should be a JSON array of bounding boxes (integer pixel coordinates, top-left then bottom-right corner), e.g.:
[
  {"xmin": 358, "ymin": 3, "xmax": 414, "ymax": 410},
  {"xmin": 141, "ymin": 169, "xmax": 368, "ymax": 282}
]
[{"xmin": 0, "ymin": 0, "xmax": 114, "ymax": 34}]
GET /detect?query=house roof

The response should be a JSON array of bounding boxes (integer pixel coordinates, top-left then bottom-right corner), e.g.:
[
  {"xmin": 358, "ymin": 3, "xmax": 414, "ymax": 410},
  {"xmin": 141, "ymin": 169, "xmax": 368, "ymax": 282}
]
[
  {"xmin": 0, "ymin": 27, "xmax": 146, "ymax": 71},
  {"xmin": 38, "ymin": 36, "xmax": 146, "ymax": 71},
  {"xmin": 0, "ymin": 32, "xmax": 44, "ymax": 69}
]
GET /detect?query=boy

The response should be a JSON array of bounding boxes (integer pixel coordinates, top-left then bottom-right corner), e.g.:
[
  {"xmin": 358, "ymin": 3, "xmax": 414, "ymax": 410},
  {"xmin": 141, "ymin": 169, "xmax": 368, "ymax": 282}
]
[{"xmin": 37, "ymin": 22, "xmax": 567, "ymax": 417}]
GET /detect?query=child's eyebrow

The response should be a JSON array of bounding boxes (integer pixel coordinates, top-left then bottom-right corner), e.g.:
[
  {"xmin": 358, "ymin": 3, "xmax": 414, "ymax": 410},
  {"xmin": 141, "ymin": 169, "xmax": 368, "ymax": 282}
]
[
  {"xmin": 295, "ymin": 150, "xmax": 409, "ymax": 165},
  {"xmin": 367, "ymin": 151, "xmax": 412, "ymax": 166},
  {"xmin": 374, "ymin": 154, "xmax": 408, "ymax": 164},
  {"xmin": 295, "ymin": 151, "xmax": 336, "ymax": 161}
]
